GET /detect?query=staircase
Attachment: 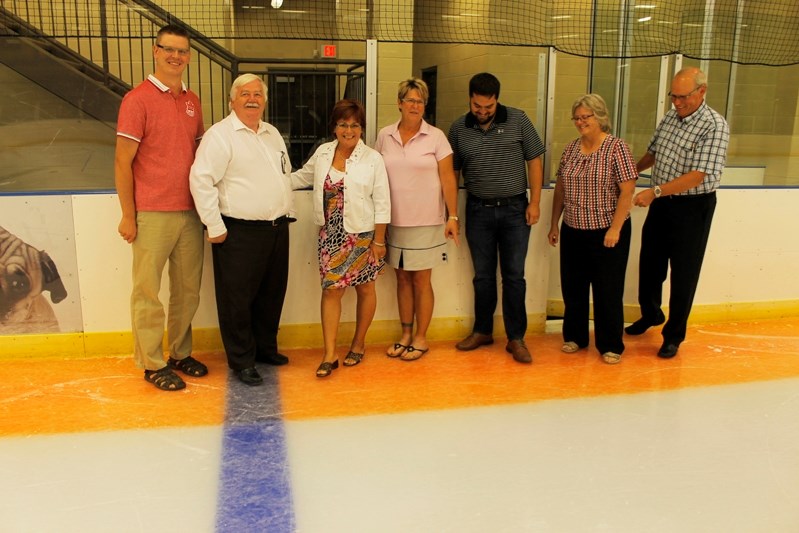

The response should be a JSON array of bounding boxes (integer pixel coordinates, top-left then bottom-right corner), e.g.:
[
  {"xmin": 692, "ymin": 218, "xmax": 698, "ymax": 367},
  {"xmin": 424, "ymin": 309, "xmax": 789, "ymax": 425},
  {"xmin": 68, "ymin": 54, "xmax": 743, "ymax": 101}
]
[{"xmin": 0, "ymin": 9, "xmax": 128, "ymax": 124}]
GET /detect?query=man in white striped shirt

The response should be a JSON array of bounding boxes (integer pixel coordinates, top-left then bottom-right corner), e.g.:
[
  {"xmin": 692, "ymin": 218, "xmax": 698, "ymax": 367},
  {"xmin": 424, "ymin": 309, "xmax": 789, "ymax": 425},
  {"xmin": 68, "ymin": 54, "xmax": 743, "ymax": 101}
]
[{"xmin": 628, "ymin": 67, "xmax": 730, "ymax": 359}]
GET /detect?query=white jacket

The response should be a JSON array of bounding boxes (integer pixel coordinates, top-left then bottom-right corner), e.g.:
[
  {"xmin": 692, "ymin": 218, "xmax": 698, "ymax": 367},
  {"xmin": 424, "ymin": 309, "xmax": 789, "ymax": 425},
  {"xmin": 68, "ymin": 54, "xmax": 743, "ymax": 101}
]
[{"xmin": 291, "ymin": 139, "xmax": 391, "ymax": 233}]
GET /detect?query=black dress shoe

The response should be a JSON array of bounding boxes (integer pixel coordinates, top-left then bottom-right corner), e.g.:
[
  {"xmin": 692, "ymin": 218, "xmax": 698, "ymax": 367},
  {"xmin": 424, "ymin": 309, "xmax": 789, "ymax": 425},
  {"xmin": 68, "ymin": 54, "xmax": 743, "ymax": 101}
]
[
  {"xmin": 255, "ymin": 352, "xmax": 289, "ymax": 366},
  {"xmin": 624, "ymin": 312, "xmax": 666, "ymax": 335},
  {"xmin": 235, "ymin": 366, "xmax": 264, "ymax": 386},
  {"xmin": 657, "ymin": 342, "xmax": 680, "ymax": 359}
]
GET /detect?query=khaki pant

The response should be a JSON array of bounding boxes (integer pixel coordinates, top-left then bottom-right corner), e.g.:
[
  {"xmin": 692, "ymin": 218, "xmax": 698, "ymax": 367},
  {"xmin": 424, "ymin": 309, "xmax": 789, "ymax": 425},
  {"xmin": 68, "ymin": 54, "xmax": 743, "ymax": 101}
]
[{"xmin": 131, "ymin": 210, "xmax": 204, "ymax": 370}]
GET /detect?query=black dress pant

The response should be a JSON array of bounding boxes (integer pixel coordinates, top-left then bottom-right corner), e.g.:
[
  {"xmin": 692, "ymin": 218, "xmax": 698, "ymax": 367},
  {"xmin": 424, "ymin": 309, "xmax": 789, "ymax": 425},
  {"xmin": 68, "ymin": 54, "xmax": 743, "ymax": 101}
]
[
  {"xmin": 636, "ymin": 192, "xmax": 716, "ymax": 344},
  {"xmin": 212, "ymin": 216, "xmax": 290, "ymax": 371},
  {"xmin": 560, "ymin": 219, "xmax": 631, "ymax": 355}
]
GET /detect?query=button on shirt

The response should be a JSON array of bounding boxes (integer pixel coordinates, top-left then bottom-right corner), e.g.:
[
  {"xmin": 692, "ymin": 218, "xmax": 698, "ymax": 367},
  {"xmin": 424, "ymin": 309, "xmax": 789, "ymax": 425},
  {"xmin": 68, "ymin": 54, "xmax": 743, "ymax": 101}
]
[
  {"xmin": 648, "ymin": 102, "xmax": 730, "ymax": 195},
  {"xmin": 190, "ymin": 112, "xmax": 294, "ymax": 238}
]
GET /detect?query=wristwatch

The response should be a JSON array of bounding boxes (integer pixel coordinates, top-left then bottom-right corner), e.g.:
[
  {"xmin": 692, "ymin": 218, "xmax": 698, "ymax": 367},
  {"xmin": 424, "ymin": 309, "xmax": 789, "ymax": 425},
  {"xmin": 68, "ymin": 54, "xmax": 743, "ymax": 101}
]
[{"xmin": 653, "ymin": 185, "xmax": 662, "ymax": 198}]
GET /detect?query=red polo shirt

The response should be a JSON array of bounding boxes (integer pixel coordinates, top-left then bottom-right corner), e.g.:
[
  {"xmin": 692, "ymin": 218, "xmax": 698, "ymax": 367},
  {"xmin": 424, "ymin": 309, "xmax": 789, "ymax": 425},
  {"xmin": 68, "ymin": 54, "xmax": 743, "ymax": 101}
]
[{"xmin": 117, "ymin": 75, "xmax": 204, "ymax": 211}]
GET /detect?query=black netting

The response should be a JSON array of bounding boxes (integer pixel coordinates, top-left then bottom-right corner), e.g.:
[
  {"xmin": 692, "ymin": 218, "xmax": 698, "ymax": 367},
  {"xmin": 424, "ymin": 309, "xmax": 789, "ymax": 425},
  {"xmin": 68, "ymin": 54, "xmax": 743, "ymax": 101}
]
[{"xmin": 2, "ymin": 0, "xmax": 798, "ymax": 66}]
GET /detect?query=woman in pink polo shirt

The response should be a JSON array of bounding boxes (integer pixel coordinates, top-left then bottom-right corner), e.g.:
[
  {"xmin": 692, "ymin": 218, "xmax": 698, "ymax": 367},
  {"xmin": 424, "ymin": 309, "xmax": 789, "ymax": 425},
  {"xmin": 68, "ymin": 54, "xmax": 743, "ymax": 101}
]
[{"xmin": 374, "ymin": 78, "xmax": 460, "ymax": 361}]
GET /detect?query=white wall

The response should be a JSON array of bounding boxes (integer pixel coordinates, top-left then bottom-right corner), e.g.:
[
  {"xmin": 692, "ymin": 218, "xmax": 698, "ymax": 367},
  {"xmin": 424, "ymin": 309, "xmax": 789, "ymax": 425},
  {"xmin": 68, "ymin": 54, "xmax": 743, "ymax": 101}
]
[
  {"xmin": 71, "ymin": 191, "xmax": 550, "ymax": 335},
  {"xmin": 2, "ymin": 187, "xmax": 798, "ymax": 356},
  {"xmin": 546, "ymin": 188, "xmax": 799, "ymax": 320}
]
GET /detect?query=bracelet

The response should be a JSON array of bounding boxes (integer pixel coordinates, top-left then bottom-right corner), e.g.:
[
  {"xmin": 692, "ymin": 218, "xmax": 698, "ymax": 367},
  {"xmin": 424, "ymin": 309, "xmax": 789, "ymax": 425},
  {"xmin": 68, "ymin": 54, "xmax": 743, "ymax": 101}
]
[
  {"xmin": 372, "ymin": 241, "xmax": 386, "ymax": 247},
  {"xmin": 448, "ymin": 215, "xmax": 459, "ymax": 221}
]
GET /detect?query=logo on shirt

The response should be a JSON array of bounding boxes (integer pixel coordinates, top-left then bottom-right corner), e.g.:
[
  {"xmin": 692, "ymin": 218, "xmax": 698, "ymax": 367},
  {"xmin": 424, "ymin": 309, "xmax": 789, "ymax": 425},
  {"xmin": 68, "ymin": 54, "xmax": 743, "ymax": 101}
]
[{"xmin": 185, "ymin": 101, "xmax": 196, "ymax": 117}]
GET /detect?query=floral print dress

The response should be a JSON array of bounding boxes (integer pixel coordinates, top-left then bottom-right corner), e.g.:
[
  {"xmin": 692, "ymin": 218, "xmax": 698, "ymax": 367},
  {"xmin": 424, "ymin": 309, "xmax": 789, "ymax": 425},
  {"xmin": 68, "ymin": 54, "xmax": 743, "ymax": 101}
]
[{"xmin": 318, "ymin": 168, "xmax": 383, "ymax": 289}]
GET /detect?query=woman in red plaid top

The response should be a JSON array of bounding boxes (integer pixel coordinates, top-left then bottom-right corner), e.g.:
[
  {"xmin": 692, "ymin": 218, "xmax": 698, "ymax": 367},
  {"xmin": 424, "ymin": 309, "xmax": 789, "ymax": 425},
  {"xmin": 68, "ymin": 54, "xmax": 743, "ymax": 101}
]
[{"xmin": 547, "ymin": 94, "xmax": 638, "ymax": 365}]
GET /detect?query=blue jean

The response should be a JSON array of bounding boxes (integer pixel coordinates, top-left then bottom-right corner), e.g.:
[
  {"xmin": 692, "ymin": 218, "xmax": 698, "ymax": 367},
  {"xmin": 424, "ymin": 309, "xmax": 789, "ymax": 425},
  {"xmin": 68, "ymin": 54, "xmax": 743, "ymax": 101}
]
[{"xmin": 465, "ymin": 193, "xmax": 531, "ymax": 340}]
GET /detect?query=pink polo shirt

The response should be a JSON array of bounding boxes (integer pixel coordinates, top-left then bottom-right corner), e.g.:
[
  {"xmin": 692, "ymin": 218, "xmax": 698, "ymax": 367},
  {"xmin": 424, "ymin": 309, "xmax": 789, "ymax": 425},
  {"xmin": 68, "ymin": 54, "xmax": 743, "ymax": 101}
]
[
  {"xmin": 117, "ymin": 75, "xmax": 204, "ymax": 211},
  {"xmin": 374, "ymin": 120, "xmax": 453, "ymax": 227}
]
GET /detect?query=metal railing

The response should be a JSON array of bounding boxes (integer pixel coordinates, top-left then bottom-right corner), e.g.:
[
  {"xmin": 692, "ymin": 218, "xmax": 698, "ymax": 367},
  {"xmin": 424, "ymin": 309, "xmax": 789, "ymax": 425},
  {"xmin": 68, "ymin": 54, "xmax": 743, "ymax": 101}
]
[{"xmin": 0, "ymin": 0, "xmax": 365, "ymax": 165}]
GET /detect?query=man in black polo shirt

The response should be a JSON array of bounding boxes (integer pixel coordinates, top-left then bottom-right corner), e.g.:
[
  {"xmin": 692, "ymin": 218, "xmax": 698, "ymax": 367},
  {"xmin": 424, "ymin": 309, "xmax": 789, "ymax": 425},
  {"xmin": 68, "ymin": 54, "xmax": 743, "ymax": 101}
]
[{"xmin": 448, "ymin": 72, "xmax": 546, "ymax": 363}]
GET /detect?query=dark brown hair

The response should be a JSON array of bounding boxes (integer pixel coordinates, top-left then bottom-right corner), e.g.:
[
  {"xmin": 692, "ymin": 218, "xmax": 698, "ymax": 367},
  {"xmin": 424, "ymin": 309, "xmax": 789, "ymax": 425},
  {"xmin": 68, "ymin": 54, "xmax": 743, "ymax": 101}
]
[
  {"xmin": 157, "ymin": 24, "xmax": 190, "ymax": 44},
  {"xmin": 330, "ymin": 99, "xmax": 366, "ymax": 135}
]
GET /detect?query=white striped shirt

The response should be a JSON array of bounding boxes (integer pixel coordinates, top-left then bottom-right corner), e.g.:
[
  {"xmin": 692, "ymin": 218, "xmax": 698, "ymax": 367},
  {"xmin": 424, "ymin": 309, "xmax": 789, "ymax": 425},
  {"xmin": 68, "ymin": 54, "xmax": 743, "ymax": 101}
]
[{"xmin": 648, "ymin": 102, "xmax": 729, "ymax": 195}]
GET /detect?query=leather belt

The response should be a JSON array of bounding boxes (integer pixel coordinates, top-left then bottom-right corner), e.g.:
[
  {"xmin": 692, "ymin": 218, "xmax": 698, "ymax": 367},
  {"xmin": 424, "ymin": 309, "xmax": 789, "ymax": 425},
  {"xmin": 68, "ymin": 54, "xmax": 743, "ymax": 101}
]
[
  {"xmin": 222, "ymin": 215, "xmax": 290, "ymax": 226},
  {"xmin": 474, "ymin": 193, "xmax": 526, "ymax": 207}
]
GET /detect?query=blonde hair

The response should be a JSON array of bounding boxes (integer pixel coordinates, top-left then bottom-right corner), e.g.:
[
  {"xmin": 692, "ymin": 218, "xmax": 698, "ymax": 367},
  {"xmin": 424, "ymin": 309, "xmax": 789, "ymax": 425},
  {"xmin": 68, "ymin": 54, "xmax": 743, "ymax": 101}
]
[{"xmin": 398, "ymin": 77, "xmax": 429, "ymax": 103}]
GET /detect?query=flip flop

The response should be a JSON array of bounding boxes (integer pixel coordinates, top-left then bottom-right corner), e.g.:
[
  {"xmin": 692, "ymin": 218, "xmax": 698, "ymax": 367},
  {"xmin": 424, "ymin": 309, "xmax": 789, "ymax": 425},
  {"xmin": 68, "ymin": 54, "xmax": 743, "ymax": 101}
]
[
  {"xmin": 387, "ymin": 343, "xmax": 409, "ymax": 358},
  {"xmin": 400, "ymin": 345, "xmax": 429, "ymax": 361}
]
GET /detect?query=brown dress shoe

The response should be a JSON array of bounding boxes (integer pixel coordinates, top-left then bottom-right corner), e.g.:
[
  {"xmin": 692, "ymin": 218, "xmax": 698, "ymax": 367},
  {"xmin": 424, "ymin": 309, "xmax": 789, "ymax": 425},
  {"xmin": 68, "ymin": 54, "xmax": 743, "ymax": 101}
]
[
  {"xmin": 506, "ymin": 339, "xmax": 532, "ymax": 363},
  {"xmin": 455, "ymin": 332, "xmax": 494, "ymax": 351}
]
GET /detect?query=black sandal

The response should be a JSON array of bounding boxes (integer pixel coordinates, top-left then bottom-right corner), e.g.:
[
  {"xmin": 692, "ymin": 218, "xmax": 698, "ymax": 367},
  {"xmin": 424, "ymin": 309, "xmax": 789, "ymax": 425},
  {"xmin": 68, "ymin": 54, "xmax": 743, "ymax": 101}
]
[
  {"xmin": 387, "ymin": 343, "xmax": 409, "ymax": 358},
  {"xmin": 343, "ymin": 351, "xmax": 364, "ymax": 367},
  {"xmin": 316, "ymin": 359, "xmax": 339, "ymax": 378},
  {"xmin": 400, "ymin": 345, "xmax": 429, "ymax": 361},
  {"xmin": 144, "ymin": 367, "xmax": 186, "ymax": 391},
  {"xmin": 168, "ymin": 356, "xmax": 208, "ymax": 377}
]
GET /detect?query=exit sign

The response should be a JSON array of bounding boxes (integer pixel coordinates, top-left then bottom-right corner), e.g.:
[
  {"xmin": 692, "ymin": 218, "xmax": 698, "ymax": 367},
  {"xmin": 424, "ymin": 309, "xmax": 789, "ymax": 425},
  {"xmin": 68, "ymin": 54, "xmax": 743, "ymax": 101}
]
[{"xmin": 322, "ymin": 45, "xmax": 337, "ymax": 58}]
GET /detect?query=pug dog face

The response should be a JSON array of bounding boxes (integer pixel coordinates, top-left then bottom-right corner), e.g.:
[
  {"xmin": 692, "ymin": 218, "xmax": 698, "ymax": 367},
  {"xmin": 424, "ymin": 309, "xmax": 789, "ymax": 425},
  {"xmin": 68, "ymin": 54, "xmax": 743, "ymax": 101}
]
[
  {"xmin": 0, "ymin": 225, "xmax": 67, "ymax": 326},
  {"xmin": 0, "ymin": 262, "xmax": 33, "ymax": 320}
]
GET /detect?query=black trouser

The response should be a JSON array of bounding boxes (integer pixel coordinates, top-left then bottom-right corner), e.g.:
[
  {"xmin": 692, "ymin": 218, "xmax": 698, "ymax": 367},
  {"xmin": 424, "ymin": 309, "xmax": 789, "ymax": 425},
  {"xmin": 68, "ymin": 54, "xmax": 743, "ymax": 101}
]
[
  {"xmin": 560, "ymin": 219, "xmax": 631, "ymax": 355},
  {"xmin": 636, "ymin": 192, "xmax": 716, "ymax": 344},
  {"xmin": 212, "ymin": 216, "xmax": 290, "ymax": 370}
]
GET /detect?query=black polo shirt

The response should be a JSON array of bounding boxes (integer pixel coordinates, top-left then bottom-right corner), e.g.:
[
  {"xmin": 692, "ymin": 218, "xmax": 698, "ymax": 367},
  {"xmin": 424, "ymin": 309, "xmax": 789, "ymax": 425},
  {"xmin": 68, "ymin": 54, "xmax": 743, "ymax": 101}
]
[{"xmin": 448, "ymin": 104, "xmax": 545, "ymax": 198}]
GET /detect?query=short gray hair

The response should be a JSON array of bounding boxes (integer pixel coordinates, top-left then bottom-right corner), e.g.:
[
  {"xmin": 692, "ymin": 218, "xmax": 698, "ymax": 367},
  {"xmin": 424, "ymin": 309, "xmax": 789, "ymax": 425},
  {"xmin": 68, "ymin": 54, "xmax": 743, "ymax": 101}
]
[
  {"xmin": 229, "ymin": 73, "xmax": 268, "ymax": 105},
  {"xmin": 572, "ymin": 93, "xmax": 612, "ymax": 133},
  {"xmin": 676, "ymin": 67, "xmax": 708, "ymax": 88}
]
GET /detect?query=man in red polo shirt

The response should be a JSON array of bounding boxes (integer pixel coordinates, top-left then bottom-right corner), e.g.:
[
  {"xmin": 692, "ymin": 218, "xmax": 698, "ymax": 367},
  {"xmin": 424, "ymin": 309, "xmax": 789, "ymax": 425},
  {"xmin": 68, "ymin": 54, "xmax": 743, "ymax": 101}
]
[{"xmin": 115, "ymin": 24, "xmax": 207, "ymax": 391}]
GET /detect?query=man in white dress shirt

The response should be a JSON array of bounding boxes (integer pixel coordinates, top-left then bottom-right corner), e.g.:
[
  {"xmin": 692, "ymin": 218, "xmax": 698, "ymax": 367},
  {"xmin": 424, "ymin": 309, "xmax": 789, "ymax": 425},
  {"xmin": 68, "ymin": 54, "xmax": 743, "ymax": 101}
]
[{"xmin": 190, "ymin": 73, "xmax": 295, "ymax": 386}]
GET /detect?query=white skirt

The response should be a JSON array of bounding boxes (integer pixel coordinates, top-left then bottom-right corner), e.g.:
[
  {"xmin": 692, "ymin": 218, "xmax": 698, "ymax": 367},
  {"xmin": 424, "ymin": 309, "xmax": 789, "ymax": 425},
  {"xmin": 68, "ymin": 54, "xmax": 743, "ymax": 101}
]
[{"xmin": 386, "ymin": 224, "xmax": 448, "ymax": 271}]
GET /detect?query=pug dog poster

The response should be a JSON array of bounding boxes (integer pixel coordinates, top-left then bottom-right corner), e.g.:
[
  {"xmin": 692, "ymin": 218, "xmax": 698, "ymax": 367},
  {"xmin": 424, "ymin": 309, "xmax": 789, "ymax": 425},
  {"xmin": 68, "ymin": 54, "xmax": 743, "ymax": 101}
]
[{"xmin": 0, "ymin": 224, "xmax": 70, "ymax": 334}]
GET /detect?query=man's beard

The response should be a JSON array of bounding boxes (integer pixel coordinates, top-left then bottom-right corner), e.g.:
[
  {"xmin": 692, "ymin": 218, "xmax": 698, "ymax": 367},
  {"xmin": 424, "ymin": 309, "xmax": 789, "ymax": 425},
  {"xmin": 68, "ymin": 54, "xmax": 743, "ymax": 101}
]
[{"xmin": 474, "ymin": 113, "xmax": 494, "ymax": 125}]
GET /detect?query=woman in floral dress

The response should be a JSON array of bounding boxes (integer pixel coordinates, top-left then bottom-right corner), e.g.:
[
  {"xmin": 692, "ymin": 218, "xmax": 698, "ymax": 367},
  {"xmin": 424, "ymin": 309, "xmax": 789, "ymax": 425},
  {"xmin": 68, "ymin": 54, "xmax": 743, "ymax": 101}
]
[{"xmin": 292, "ymin": 99, "xmax": 390, "ymax": 377}]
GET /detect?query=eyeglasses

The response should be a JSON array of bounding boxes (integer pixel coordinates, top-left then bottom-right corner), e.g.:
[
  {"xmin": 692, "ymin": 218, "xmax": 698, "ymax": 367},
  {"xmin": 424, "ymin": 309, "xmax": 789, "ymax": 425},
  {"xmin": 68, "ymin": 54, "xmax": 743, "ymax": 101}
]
[
  {"xmin": 571, "ymin": 114, "xmax": 594, "ymax": 122},
  {"xmin": 401, "ymin": 98, "xmax": 425, "ymax": 106},
  {"xmin": 336, "ymin": 123, "xmax": 362, "ymax": 130},
  {"xmin": 156, "ymin": 44, "xmax": 191, "ymax": 56},
  {"xmin": 668, "ymin": 85, "xmax": 704, "ymax": 101}
]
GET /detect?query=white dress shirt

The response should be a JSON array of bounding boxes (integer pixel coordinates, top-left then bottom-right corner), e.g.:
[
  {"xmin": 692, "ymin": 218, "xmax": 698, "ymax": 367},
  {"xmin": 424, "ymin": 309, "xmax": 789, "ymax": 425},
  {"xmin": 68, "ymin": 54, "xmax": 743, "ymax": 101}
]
[{"xmin": 190, "ymin": 112, "xmax": 295, "ymax": 238}]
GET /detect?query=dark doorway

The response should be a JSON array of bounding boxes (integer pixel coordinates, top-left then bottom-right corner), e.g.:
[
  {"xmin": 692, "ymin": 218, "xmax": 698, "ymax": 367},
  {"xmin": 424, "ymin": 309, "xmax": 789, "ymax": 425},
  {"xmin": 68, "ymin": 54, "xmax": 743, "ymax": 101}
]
[
  {"xmin": 421, "ymin": 66, "xmax": 438, "ymax": 126},
  {"xmin": 268, "ymin": 70, "xmax": 336, "ymax": 169}
]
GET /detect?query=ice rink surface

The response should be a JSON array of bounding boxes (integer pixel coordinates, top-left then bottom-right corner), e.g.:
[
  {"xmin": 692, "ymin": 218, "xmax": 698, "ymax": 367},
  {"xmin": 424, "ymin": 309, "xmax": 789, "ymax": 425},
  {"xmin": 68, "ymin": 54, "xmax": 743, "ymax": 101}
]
[{"xmin": 2, "ymin": 319, "xmax": 799, "ymax": 532}]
